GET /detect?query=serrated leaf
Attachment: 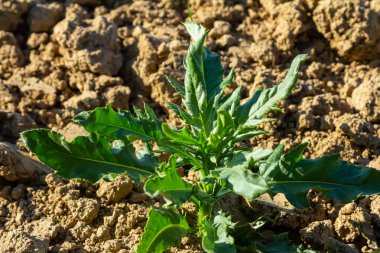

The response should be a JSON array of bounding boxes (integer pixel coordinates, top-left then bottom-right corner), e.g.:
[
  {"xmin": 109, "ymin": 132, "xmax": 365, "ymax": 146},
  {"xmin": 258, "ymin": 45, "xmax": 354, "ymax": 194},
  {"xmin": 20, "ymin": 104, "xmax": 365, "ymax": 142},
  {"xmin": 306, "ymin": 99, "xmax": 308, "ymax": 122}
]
[
  {"xmin": 257, "ymin": 233, "xmax": 316, "ymax": 253},
  {"xmin": 248, "ymin": 54, "xmax": 307, "ymax": 119},
  {"xmin": 204, "ymin": 48, "xmax": 224, "ymax": 100},
  {"xmin": 144, "ymin": 157, "xmax": 193, "ymax": 205},
  {"xmin": 220, "ymin": 68, "xmax": 235, "ymax": 90},
  {"xmin": 21, "ymin": 129, "xmax": 157, "ymax": 183},
  {"xmin": 214, "ymin": 167, "xmax": 269, "ymax": 200},
  {"xmin": 262, "ymin": 144, "xmax": 380, "ymax": 208},
  {"xmin": 202, "ymin": 211, "xmax": 236, "ymax": 253},
  {"xmin": 242, "ymin": 118, "xmax": 275, "ymax": 128},
  {"xmin": 229, "ymin": 149, "xmax": 273, "ymax": 169},
  {"xmin": 182, "ymin": 22, "xmax": 228, "ymax": 120},
  {"xmin": 239, "ymin": 54, "xmax": 307, "ymax": 125},
  {"xmin": 259, "ymin": 144, "xmax": 285, "ymax": 179},
  {"xmin": 137, "ymin": 207, "xmax": 189, "ymax": 253},
  {"xmin": 162, "ymin": 124, "xmax": 199, "ymax": 146},
  {"xmin": 158, "ymin": 139, "xmax": 203, "ymax": 169},
  {"xmin": 73, "ymin": 105, "xmax": 162, "ymax": 142},
  {"xmin": 234, "ymin": 130, "xmax": 267, "ymax": 143},
  {"xmin": 183, "ymin": 22, "xmax": 207, "ymax": 42},
  {"xmin": 213, "ymin": 149, "xmax": 272, "ymax": 199},
  {"xmin": 167, "ymin": 102, "xmax": 202, "ymax": 128},
  {"xmin": 213, "ymin": 110, "xmax": 234, "ymax": 136},
  {"xmin": 166, "ymin": 76, "xmax": 185, "ymax": 96},
  {"xmin": 218, "ymin": 87, "xmax": 242, "ymax": 113}
]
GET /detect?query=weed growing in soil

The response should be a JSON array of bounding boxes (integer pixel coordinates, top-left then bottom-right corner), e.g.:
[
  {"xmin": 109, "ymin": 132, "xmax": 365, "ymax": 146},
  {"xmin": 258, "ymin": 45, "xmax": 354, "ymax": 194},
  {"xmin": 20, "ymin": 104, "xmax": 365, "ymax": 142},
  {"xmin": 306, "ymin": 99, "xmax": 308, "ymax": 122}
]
[{"xmin": 21, "ymin": 23, "xmax": 380, "ymax": 252}]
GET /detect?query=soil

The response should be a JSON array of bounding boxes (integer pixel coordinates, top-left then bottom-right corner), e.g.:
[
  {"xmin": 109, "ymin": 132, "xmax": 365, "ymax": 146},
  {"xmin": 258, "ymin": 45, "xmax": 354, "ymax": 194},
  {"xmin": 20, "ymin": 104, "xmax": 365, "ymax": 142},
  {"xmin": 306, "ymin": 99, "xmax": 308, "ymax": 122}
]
[{"xmin": 0, "ymin": 0, "xmax": 379, "ymax": 252}]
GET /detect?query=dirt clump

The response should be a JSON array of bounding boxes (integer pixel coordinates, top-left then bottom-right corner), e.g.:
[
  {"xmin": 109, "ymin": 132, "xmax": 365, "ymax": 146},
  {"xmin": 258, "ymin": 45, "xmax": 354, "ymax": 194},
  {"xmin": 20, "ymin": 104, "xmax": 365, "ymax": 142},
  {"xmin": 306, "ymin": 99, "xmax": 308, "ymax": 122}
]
[
  {"xmin": 334, "ymin": 202, "xmax": 379, "ymax": 252},
  {"xmin": 0, "ymin": 0, "xmax": 28, "ymax": 32},
  {"xmin": 0, "ymin": 142, "xmax": 51, "ymax": 181},
  {"xmin": 350, "ymin": 69, "xmax": 380, "ymax": 123},
  {"xmin": 28, "ymin": 2, "xmax": 64, "ymax": 33},
  {"xmin": 0, "ymin": 31, "xmax": 24, "ymax": 79},
  {"xmin": 0, "ymin": 229, "xmax": 49, "ymax": 253},
  {"xmin": 313, "ymin": 0, "xmax": 380, "ymax": 61},
  {"xmin": 52, "ymin": 14, "xmax": 122, "ymax": 76},
  {"xmin": 96, "ymin": 176, "xmax": 133, "ymax": 203}
]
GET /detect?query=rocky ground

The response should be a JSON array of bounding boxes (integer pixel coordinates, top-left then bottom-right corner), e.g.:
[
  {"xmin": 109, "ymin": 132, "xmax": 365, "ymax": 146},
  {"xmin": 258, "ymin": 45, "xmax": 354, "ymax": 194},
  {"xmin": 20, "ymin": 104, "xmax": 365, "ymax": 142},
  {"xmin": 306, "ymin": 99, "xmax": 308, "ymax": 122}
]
[{"xmin": 0, "ymin": 0, "xmax": 380, "ymax": 252}]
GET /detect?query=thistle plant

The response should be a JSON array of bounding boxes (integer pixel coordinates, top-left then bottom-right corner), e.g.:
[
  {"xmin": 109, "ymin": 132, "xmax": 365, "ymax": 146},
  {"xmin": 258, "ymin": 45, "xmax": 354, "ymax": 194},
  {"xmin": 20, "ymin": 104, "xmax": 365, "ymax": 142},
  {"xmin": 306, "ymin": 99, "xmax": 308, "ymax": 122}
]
[{"xmin": 21, "ymin": 22, "xmax": 380, "ymax": 252}]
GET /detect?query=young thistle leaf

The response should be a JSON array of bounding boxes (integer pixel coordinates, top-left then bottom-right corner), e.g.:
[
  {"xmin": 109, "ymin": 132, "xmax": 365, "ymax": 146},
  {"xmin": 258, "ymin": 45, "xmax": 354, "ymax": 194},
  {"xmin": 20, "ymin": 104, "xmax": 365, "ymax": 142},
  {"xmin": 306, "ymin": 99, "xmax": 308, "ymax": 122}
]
[
  {"xmin": 238, "ymin": 54, "xmax": 307, "ymax": 126},
  {"xmin": 166, "ymin": 76, "xmax": 185, "ymax": 97},
  {"xmin": 137, "ymin": 207, "xmax": 189, "ymax": 253},
  {"xmin": 261, "ymin": 144, "xmax": 380, "ymax": 208},
  {"xmin": 144, "ymin": 157, "xmax": 193, "ymax": 205},
  {"xmin": 21, "ymin": 129, "xmax": 157, "ymax": 183},
  {"xmin": 257, "ymin": 232, "xmax": 316, "ymax": 253},
  {"xmin": 202, "ymin": 211, "xmax": 236, "ymax": 253},
  {"xmin": 74, "ymin": 105, "xmax": 163, "ymax": 142},
  {"xmin": 166, "ymin": 102, "xmax": 202, "ymax": 128},
  {"xmin": 213, "ymin": 150, "xmax": 272, "ymax": 200},
  {"xmin": 181, "ymin": 22, "xmax": 226, "ymax": 120},
  {"xmin": 162, "ymin": 124, "xmax": 199, "ymax": 146}
]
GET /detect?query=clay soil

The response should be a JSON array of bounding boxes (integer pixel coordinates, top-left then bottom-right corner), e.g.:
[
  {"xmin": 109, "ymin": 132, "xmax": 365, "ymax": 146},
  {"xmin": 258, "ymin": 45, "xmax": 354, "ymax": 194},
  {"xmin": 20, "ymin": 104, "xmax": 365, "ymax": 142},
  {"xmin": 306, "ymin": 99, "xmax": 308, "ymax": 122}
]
[{"xmin": 0, "ymin": 0, "xmax": 380, "ymax": 252}]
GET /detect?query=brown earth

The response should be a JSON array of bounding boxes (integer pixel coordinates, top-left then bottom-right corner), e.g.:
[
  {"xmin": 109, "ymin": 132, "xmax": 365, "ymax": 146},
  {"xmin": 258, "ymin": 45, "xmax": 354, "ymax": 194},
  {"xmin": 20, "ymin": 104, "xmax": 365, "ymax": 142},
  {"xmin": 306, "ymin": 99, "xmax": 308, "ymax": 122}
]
[{"xmin": 0, "ymin": 0, "xmax": 380, "ymax": 252}]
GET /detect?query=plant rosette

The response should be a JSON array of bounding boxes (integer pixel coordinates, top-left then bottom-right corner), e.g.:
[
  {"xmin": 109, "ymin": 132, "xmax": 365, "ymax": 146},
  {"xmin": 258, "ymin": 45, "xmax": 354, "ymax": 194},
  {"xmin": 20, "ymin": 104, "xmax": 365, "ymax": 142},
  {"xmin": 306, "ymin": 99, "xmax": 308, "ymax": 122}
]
[{"xmin": 21, "ymin": 22, "xmax": 380, "ymax": 253}]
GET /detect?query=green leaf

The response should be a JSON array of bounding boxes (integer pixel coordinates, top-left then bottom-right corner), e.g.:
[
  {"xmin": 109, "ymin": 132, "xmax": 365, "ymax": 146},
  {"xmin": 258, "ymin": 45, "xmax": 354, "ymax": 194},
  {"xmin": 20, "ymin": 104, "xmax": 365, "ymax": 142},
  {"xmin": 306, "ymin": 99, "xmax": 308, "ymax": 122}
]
[
  {"xmin": 259, "ymin": 144, "xmax": 285, "ymax": 179},
  {"xmin": 217, "ymin": 87, "xmax": 242, "ymax": 113},
  {"xmin": 162, "ymin": 124, "xmax": 199, "ymax": 146},
  {"xmin": 213, "ymin": 110, "xmax": 235, "ymax": 137},
  {"xmin": 166, "ymin": 76, "xmax": 185, "ymax": 97},
  {"xmin": 262, "ymin": 144, "xmax": 380, "ymax": 208},
  {"xmin": 144, "ymin": 157, "xmax": 193, "ymax": 205},
  {"xmin": 219, "ymin": 68, "xmax": 235, "ymax": 90},
  {"xmin": 229, "ymin": 149, "xmax": 273, "ymax": 168},
  {"xmin": 257, "ymin": 233, "xmax": 316, "ymax": 253},
  {"xmin": 239, "ymin": 54, "xmax": 307, "ymax": 124},
  {"xmin": 202, "ymin": 211, "xmax": 236, "ymax": 253},
  {"xmin": 182, "ymin": 22, "xmax": 227, "ymax": 118},
  {"xmin": 73, "ymin": 105, "xmax": 162, "ymax": 142},
  {"xmin": 214, "ymin": 167, "xmax": 269, "ymax": 200},
  {"xmin": 167, "ymin": 102, "xmax": 202, "ymax": 128},
  {"xmin": 21, "ymin": 129, "xmax": 157, "ymax": 183},
  {"xmin": 183, "ymin": 22, "xmax": 207, "ymax": 42},
  {"xmin": 158, "ymin": 139, "xmax": 203, "ymax": 169},
  {"xmin": 183, "ymin": 25, "xmax": 207, "ymax": 116},
  {"xmin": 231, "ymin": 217, "xmax": 272, "ymax": 252},
  {"xmin": 213, "ymin": 149, "xmax": 272, "ymax": 199},
  {"xmin": 204, "ymin": 48, "xmax": 224, "ymax": 100},
  {"xmin": 137, "ymin": 207, "xmax": 190, "ymax": 253},
  {"xmin": 234, "ymin": 130, "xmax": 267, "ymax": 143},
  {"xmin": 241, "ymin": 118, "xmax": 275, "ymax": 128}
]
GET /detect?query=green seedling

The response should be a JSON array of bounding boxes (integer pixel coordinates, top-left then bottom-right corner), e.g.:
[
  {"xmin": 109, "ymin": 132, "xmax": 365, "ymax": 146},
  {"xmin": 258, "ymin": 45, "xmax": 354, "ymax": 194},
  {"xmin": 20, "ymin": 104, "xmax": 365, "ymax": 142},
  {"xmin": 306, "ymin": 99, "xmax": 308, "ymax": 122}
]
[{"xmin": 21, "ymin": 22, "xmax": 380, "ymax": 253}]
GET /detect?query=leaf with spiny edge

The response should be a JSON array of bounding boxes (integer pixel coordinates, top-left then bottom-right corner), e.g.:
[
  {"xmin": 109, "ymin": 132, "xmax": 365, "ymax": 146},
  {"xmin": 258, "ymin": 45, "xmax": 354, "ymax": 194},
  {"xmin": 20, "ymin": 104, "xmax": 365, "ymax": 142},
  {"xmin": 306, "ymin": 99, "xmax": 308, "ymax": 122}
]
[
  {"xmin": 73, "ymin": 105, "xmax": 163, "ymax": 142},
  {"xmin": 137, "ymin": 207, "xmax": 190, "ymax": 253},
  {"xmin": 21, "ymin": 129, "xmax": 157, "ymax": 183},
  {"xmin": 144, "ymin": 156, "xmax": 193, "ymax": 205}
]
